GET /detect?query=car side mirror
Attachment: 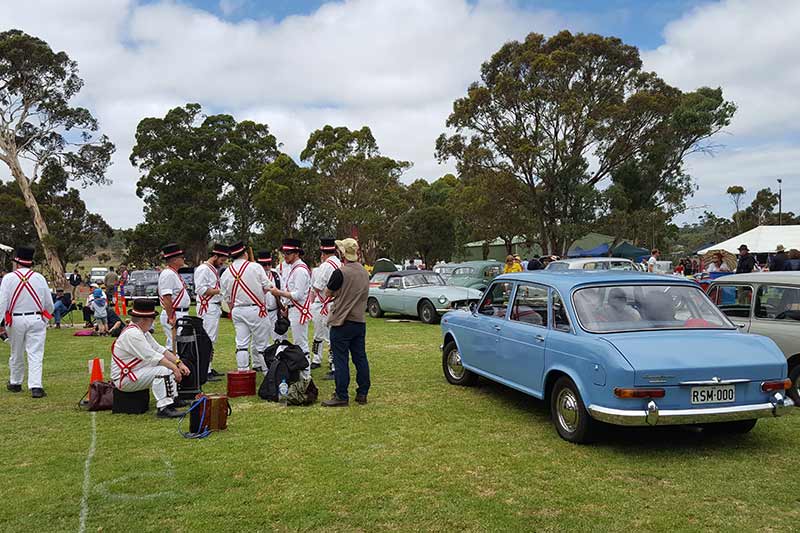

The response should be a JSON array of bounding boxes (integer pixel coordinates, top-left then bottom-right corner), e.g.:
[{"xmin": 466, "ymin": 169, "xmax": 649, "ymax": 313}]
[{"xmin": 469, "ymin": 302, "xmax": 477, "ymax": 314}]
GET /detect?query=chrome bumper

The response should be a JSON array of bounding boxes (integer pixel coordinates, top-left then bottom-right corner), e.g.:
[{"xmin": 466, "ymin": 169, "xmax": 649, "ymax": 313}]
[{"xmin": 588, "ymin": 393, "xmax": 795, "ymax": 426}]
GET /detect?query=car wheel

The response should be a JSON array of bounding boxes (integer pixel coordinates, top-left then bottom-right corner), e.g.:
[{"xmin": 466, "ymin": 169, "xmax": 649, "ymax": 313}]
[
  {"xmin": 367, "ymin": 298, "xmax": 383, "ymax": 318},
  {"xmin": 702, "ymin": 419, "xmax": 758, "ymax": 435},
  {"xmin": 418, "ymin": 300, "xmax": 439, "ymax": 324},
  {"xmin": 550, "ymin": 376, "xmax": 596, "ymax": 444},
  {"xmin": 442, "ymin": 341, "xmax": 477, "ymax": 386},
  {"xmin": 787, "ymin": 364, "xmax": 800, "ymax": 405}
]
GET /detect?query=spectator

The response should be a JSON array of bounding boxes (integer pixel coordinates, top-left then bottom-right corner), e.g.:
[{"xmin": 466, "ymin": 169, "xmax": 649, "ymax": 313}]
[
  {"xmin": 770, "ymin": 245, "xmax": 788, "ymax": 272},
  {"xmin": 526, "ymin": 257, "xmax": 543, "ymax": 271},
  {"xmin": 786, "ymin": 249, "xmax": 800, "ymax": 271},
  {"xmin": 52, "ymin": 289, "xmax": 70, "ymax": 329},
  {"xmin": 82, "ymin": 284, "xmax": 99, "ymax": 326},
  {"xmin": 705, "ymin": 252, "xmax": 731, "ymax": 273},
  {"xmin": 503, "ymin": 255, "xmax": 523, "ymax": 273},
  {"xmin": 540, "ymin": 255, "xmax": 554, "ymax": 268},
  {"xmin": 647, "ymin": 249, "xmax": 660, "ymax": 273},
  {"xmin": 68, "ymin": 268, "xmax": 82, "ymax": 299},
  {"xmin": 104, "ymin": 266, "xmax": 118, "ymax": 301},
  {"xmin": 735, "ymin": 244, "xmax": 757, "ymax": 274},
  {"xmin": 91, "ymin": 288, "xmax": 109, "ymax": 335},
  {"xmin": 106, "ymin": 306, "xmax": 126, "ymax": 337}
]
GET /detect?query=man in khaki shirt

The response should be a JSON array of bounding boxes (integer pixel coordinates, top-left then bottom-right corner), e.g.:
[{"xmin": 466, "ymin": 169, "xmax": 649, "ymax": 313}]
[
  {"xmin": 104, "ymin": 266, "xmax": 119, "ymax": 301},
  {"xmin": 321, "ymin": 238, "xmax": 371, "ymax": 407}
]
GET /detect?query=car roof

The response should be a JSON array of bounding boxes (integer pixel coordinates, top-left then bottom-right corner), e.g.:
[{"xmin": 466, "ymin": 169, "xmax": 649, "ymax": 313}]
[
  {"xmin": 551, "ymin": 257, "xmax": 633, "ymax": 265},
  {"xmin": 494, "ymin": 270, "xmax": 696, "ymax": 292},
  {"xmin": 453, "ymin": 260, "xmax": 500, "ymax": 268},
  {"xmin": 388, "ymin": 270, "xmax": 438, "ymax": 276},
  {"xmin": 710, "ymin": 271, "xmax": 800, "ymax": 285}
]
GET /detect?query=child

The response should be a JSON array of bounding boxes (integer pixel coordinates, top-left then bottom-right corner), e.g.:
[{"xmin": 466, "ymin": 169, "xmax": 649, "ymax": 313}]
[{"xmin": 91, "ymin": 288, "xmax": 109, "ymax": 336}]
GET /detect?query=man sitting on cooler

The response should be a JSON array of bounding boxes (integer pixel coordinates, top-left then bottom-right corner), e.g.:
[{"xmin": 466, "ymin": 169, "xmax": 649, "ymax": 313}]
[{"xmin": 111, "ymin": 299, "xmax": 190, "ymax": 418}]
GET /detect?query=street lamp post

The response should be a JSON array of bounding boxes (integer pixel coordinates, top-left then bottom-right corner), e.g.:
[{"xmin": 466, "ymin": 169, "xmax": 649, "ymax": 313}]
[{"xmin": 777, "ymin": 178, "xmax": 783, "ymax": 225}]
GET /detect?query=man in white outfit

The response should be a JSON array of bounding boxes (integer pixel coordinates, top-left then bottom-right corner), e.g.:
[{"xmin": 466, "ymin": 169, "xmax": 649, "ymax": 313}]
[
  {"xmin": 0, "ymin": 247, "xmax": 54, "ymax": 398},
  {"xmin": 310, "ymin": 237, "xmax": 341, "ymax": 379},
  {"xmin": 221, "ymin": 241, "xmax": 272, "ymax": 373},
  {"xmin": 158, "ymin": 243, "xmax": 191, "ymax": 351},
  {"xmin": 194, "ymin": 243, "xmax": 228, "ymax": 381},
  {"xmin": 256, "ymin": 251, "xmax": 286, "ymax": 345},
  {"xmin": 270, "ymin": 238, "xmax": 312, "ymax": 379},
  {"xmin": 111, "ymin": 299, "xmax": 190, "ymax": 418}
]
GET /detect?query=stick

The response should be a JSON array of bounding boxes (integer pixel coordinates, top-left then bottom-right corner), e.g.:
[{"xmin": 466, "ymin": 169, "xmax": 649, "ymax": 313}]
[{"xmin": 172, "ymin": 322, "xmax": 177, "ymax": 354}]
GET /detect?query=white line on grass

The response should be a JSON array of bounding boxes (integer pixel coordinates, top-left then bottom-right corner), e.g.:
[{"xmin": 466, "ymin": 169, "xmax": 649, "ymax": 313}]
[{"xmin": 78, "ymin": 411, "xmax": 97, "ymax": 533}]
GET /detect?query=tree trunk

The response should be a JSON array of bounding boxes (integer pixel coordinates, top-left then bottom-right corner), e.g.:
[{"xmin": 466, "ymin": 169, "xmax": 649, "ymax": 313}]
[{"xmin": 8, "ymin": 157, "xmax": 66, "ymax": 287}]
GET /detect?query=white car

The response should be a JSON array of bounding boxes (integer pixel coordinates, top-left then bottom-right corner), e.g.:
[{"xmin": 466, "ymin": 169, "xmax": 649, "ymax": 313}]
[
  {"xmin": 89, "ymin": 267, "xmax": 108, "ymax": 284},
  {"xmin": 546, "ymin": 257, "xmax": 636, "ymax": 271}
]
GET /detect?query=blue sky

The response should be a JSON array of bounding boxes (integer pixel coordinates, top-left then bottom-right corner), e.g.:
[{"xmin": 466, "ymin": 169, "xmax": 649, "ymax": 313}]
[{"xmin": 2, "ymin": 0, "xmax": 797, "ymax": 229}]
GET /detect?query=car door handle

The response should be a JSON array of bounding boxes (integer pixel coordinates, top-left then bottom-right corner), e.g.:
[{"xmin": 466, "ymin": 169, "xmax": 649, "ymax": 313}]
[
  {"xmin": 534, "ymin": 334, "xmax": 545, "ymax": 343},
  {"xmin": 493, "ymin": 325, "xmax": 502, "ymax": 331}
]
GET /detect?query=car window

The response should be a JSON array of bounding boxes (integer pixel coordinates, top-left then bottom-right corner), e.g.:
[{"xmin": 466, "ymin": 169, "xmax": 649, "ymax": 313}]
[
  {"xmin": 755, "ymin": 285, "xmax": 800, "ymax": 321},
  {"xmin": 478, "ymin": 282, "xmax": 513, "ymax": 318},
  {"xmin": 371, "ymin": 272, "xmax": 389, "ymax": 284},
  {"xmin": 452, "ymin": 267, "xmax": 475, "ymax": 276},
  {"xmin": 609, "ymin": 261, "xmax": 634, "ymax": 271},
  {"xmin": 552, "ymin": 290, "xmax": 571, "ymax": 332},
  {"xmin": 510, "ymin": 283, "xmax": 548, "ymax": 327},
  {"xmin": 386, "ymin": 277, "xmax": 402, "ymax": 289},
  {"xmin": 708, "ymin": 284, "xmax": 752, "ymax": 318},
  {"xmin": 547, "ymin": 262, "xmax": 568, "ymax": 270},
  {"xmin": 485, "ymin": 266, "xmax": 501, "ymax": 277}
]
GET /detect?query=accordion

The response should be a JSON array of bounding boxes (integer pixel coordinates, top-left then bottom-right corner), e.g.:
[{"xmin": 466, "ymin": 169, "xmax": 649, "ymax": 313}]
[{"xmin": 190, "ymin": 393, "xmax": 231, "ymax": 433}]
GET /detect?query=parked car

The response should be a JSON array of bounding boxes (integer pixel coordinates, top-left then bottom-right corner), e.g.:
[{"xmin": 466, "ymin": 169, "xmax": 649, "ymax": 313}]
[
  {"xmin": 368, "ymin": 270, "xmax": 483, "ymax": 324},
  {"xmin": 178, "ymin": 266, "xmax": 196, "ymax": 303},
  {"xmin": 89, "ymin": 267, "xmax": 108, "ymax": 284},
  {"xmin": 433, "ymin": 262, "xmax": 461, "ymax": 282},
  {"xmin": 707, "ymin": 272, "xmax": 800, "ymax": 402},
  {"xmin": 441, "ymin": 270, "xmax": 794, "ymax": 443},
  {"xmin": 546, "ymin": 257, "xmax": 636, "ymax": 271},
  {"xmin": 447, "ymin": 260, "xmax": 502, "ymax": 292},
  {"xmin": 124, "ymin": 270, "xmax": 160, "ymax": 303}
]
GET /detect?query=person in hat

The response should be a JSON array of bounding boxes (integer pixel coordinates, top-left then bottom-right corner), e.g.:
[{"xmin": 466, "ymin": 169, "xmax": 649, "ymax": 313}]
[
  {"xmin": 310, "ymin": 237, "xmax": 342, "ymax": 377},
  {"xmin": 735, "ymin": 244, "xmax": 757, "ymax": 274},
  {"xmin": 111, "ymin": 299, "xmax": 190, "ymax": 418},
  {"xmin": 0, "ymin": 247, "xmax": 54, "ymax": 398},
  {"xmin": 256, "ymin": 251, "xmax": 285, "ymax": 345},
  {"xmin": 158, "ymin": 243, "xmax": 191, "ymax": 350},
  {"xmin": 194, "ymin": 243, "xmax": 229, "ymax": 381},
  {"xmin": 770, "ymin": 244, "xmax": 787, "ymax": 272},
  {"xmin": 705, "ymin": 252, "xmax": 731, "ymax": 273},
  {"xmin": 221, "ymin": 241, "xmax": 272, "ymax": 372},
  {"xmin": 321, "ymin": 238, "xmax": 371, "ymax": 407},
  {"xmin": 270, "ymin": 238, "xmax": 313, "ymax": 378}
]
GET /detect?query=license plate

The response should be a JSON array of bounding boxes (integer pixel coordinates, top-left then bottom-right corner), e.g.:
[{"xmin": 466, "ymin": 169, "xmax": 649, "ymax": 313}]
[{"xmin": 691, "ymin": 385, "xmax": 735, "ymax": 405}]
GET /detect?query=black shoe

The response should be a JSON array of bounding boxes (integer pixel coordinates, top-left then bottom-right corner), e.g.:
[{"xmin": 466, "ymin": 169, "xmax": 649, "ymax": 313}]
[
  {"xmin": 156, "ymin": 405, "xmax": 185, "ymax": 418},
  {"xmin": 355, "ymin": 394, "xmax": 368, "ymax": 405},
  {"xmin": 173, "ymin": 398, "xmax": 190, "ymax": 408},
  {"xmin": 321, "ymin": 395, "xmax": 349, "ymax": 407},
  {"xmin": 206, "ymin": 374, "xmax": 222, "ymax": 382},
  {"xmin": 31, "ymin": 387, "xmax": 46, "ymax": 398},
  {"xmin": 323, "ymin": 371, "xmax": 335, "ymax": 381},
  {"xmin": 7, "ymin": 382, "xmax": 22, "ymax": 393},
  {"xmin": 310, "ymin": 363, "xmax": 321, "ymax": 370},
  {"xmin": 209, "ymin": 368, "xmax": 225, "ymax": 377}
]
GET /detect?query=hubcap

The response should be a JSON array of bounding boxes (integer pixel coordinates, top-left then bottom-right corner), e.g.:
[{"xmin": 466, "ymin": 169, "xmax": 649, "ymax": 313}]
[
  {"xmin": 423, "ymin": 307, "xmax": 432, "ymax": 321},
  {"xmin": 555, "ymin": 388, "xmax": 579, "ymax": 433},
  {"xmin": 447, "ymin": 349, "xmax": 465, "ymax": 380}
]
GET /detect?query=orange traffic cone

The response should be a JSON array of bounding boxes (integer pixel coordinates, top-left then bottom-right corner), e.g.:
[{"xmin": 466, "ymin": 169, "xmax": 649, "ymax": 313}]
[{"xmin": 88, "ymin": 358, "xmax": 104, "ymax": 402}]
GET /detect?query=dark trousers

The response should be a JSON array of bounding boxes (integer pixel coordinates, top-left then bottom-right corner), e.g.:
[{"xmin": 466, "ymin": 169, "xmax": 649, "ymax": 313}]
[{"xmin": 330, "ymin": 320, "xmax": 370, "ymax": 401}]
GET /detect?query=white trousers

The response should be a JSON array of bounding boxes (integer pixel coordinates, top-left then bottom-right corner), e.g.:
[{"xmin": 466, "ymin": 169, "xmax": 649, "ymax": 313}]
[
  {"xmin": 310, "ymin": 302, "xmax": 330, "ymax": 366},
  {"xmin": 288, "ymin": 307, "xmax": 311, "ymax": 379},
  {"xmin": 232, "ymin": 306, "xmax": 269, "ymax": 371},
  {"xmin": 7, "ymin": 315, "xmax": 47, "ymax": 389},
  {"xmin": 200, "ymin": 303, "xmax": 222, "ymax": 344},
  {"xmin": 267, "ymin": 308, "xmax": 286, "ymax": 345},
  {"xmin": 118, "ymin": 365, "xmax": 177, "ymax": 409},
  {"xmin": 159, "ymin": 309, "xmax": 188, "ymax": 351}
]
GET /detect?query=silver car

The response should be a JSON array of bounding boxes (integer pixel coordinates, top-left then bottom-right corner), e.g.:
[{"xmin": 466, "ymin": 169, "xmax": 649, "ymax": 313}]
[
  {"xmin": 546, "ymin": 257, "xmax": 636, "ymax": 271},
  {"xmin": 708, "ymin": 272, "xmax": 800, "ymax": 401}
]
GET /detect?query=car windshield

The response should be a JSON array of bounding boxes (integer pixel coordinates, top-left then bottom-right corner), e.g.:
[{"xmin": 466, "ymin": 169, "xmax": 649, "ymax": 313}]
[
  {"xmin": 130, "ymin": 271, "xmax": 158, "ymax": 283},
  {"xmin": 90, "ymin": 268, "xmax": 106, "ymax": 275},
  {"xmin": 405, "ymin": 273, "xmax": 445, "ymax": 287},
  {"xmin": 573, "ymin": 284, "xmax": 734, "ymax": 333}
]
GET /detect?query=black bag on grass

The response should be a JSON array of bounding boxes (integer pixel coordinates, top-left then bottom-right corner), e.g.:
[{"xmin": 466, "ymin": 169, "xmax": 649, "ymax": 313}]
[{"xmin": 258, "ymin": 341, "xmax": 308, "ymax": 401}]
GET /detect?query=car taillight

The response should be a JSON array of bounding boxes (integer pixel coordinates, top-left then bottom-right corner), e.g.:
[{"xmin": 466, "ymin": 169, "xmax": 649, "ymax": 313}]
[
  {"xmin": 761, "ymin": 379, "xmax": 791, "ymax": 392},
  {"xmin": 614, "ymin": 387, "xmax": 666, "ymax": 399}
]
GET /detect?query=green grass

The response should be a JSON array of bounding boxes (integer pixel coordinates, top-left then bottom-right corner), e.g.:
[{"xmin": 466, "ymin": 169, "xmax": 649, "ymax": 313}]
[{"xmin": 1, "ymin": 315, "xmax": 799, "ymax": 532}]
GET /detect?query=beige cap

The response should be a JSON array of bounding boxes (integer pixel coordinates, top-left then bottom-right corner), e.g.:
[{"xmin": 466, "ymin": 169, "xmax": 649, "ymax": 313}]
[
  {"xmin": 335, "ymin": 238, "xmax": 359, "ymax": 262},
  {"xmin": 777, "ymin": 244, "xmax": 785, "ymax": 252}
]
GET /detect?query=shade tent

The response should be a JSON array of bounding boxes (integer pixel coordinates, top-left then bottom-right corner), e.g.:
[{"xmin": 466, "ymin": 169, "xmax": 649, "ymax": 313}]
[
  {"xmin": 612, "ymin": 242, "xmax": 651, "ymax": 261},
  {"xmin": 697, "ymin": 225, "xmax": 800, "ymax": 255},
  {"xmin": 568, "ymin": 243, "xmax": 609, "ymax": 257}
]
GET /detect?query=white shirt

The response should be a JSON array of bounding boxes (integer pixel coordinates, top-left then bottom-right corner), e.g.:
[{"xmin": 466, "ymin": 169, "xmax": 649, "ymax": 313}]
[
  {"xmin": 194, "ymin": 262, "xmax": 222, "ymax": 305},
  {"xmin": 0, "ymin": 267, "xmax": 55, "ymax": 317},
  {"xmin": 281, "ymin": 259, "xmax": 311, "ymax": 306},
  {"xmin": 220, "ymin": 258, "xmax": 272, "ymax": 308},
  {"xmin": 111, "ymin": 324, "xmax": 167, "ymax": 382},
  {"xmin": 264, "ymin": 267, "xmax": 280, "ymax": 311},
  {"xmin": 647, "ymin": 256, "xmax": 657, "ymax": 272},
  {"xmin": 311, "ymin": 256, "xmax": 341, "ymax": 303},
  {"xmin": 158, "ymin": 268, "xmax": 191, "ymax": 309}
]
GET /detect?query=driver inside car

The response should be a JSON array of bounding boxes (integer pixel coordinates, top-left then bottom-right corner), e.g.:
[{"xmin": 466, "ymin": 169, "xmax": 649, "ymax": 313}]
[{"xmin": 603, "ymin": 288, "xmax": 641, "ymax": 323}]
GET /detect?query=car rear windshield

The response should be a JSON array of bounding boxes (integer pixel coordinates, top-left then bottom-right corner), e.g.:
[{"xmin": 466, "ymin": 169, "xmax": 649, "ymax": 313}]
[
  {"xmin": 547, "ymin": 262, "xmax": 568, "ymax": 270},
  {"xmin": 130, "ymin": 271, "xmax": 158, "ymax": 283},
  {"xmin": 452, "ymin": 267, "xmax": 475, "ymax": 276},
  {"xmin": 573, "ymin": 284, "xmax": 734, "ymax": 333}
]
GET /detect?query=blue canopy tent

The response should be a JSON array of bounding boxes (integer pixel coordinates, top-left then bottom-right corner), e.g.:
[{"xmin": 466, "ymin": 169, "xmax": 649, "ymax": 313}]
[{"xmin": 576, "ymin": 243, "xmax": 610, "ymax": 257}]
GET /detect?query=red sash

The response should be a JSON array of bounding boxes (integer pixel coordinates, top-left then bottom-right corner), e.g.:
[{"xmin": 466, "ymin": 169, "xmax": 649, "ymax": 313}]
[
  {"xmin": 228, "ymin": 261, "xmax": 266, "ymax": 317},
  {"xmin": 315, "ymin": 259, "xmax": 341, "ymax": 316},
  {"xmin": 4, "ymin": 269, "xmax": 52, "ymax": 327},
  {"xmin": 287, "ymin": 261, "xmax": 313, "ymax": 325},
  {"xmin": 197, "ymin": 263, "xmax": 220, "ymax": 316},
  {"xmin": 160, "ymin": 267, "xmax": 187, "ymax": 319},
  {"xmin": 111, "ymin": 324, "xmax": 143, "ymax": 388}
]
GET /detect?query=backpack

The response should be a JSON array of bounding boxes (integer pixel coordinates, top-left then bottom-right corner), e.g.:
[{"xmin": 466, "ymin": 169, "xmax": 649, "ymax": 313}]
[
  {"xmin": 258, "ymin": 341, "xmax": 309, "ymax": 401},
  {"xmin": 286, "ymin": 377, "xmax": 319, "ymax": 406}
]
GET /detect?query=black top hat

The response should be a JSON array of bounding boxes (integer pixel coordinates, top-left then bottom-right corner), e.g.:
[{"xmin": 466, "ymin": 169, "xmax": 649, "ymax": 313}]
[
  {"xmin": 281, "ymin": 238, "xmax": 303, "ymax": 253},
  {"xmin": 256, "ymin": 251, "xmax": 272, "ymax": 264},
  {"xmin": 161, "ymin": 243, "xmax": 184, "ymax": 260},
  {"xmin": 227, "ymin": 241, "xmax": 246, "ymax": 257},
  {"xmin": 129, "ymin": 298, "xmax": 158, "ymax": 318},
  {"xmin": 738, "ymin": 244, "xmax": 749, "ymax": 251},
  {"xmin": 13, "ymin": 246, "xmax": 34, "ymax": 266},
  {"xmin": 211, "ymin": 243, "xmax": 229, "ymax": 257},
  {"xmin": 320, "ymin": 237, "xmax": 336, "ymax": 253}
]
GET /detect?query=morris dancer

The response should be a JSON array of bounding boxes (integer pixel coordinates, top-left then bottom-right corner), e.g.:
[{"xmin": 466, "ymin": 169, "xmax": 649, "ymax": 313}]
[
  {"xmin": 0, "ymin": 247, "xmax": 54, "ymax": 398},
  {"xmin": 221, "ymin": 241, "xmax": 272, "ymax": 373},
  {"xmin": 111, "ymin": 299, "xmax": 189, "ymax": 418},
  {"xmin": 270, "ymin": 238, "xmax": 312, "ymax": 379},
  {"xmin": 194, "ymin": 243, "xmax": 228, "ymax": 381},
  {"xmin": 158, "ymin": 243, "xmax": 191, "ymax": 351},
  {"xmin": 310, "ymin": 237, "xmax": 341, "ymax": 379},
  {"xmin": 256, "ymin": 251, "xmax": 286, "ymax": 345}
]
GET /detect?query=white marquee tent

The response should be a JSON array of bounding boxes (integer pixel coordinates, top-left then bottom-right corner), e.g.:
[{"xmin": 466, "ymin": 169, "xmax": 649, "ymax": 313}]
[{"xmin": 698, "ymin": 225, "xmax": 800, "ymax": 254}]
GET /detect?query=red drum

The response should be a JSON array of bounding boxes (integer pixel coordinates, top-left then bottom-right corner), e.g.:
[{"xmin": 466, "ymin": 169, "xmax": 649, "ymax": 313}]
[{"xmin": 227, "ymin": 370, "xmax": 256, "ymax": 397}]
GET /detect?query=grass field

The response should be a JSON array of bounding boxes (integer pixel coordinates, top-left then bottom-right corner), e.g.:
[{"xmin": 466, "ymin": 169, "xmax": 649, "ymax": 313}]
[{"xmin": 1, "ymin": 314, "xmax": 799, "ymax": 532}]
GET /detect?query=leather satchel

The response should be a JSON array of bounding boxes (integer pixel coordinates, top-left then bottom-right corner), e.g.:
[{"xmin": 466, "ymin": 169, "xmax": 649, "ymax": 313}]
[{"xmin": 78, "ymin": 381, "xmax": 114, "ymax": 411}]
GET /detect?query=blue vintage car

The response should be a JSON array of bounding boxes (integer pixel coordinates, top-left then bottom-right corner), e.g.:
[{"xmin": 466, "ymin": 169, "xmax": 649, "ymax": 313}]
[{"xmin": 441, "ymin": 271, "xmax": 794, "ymax": 443}]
